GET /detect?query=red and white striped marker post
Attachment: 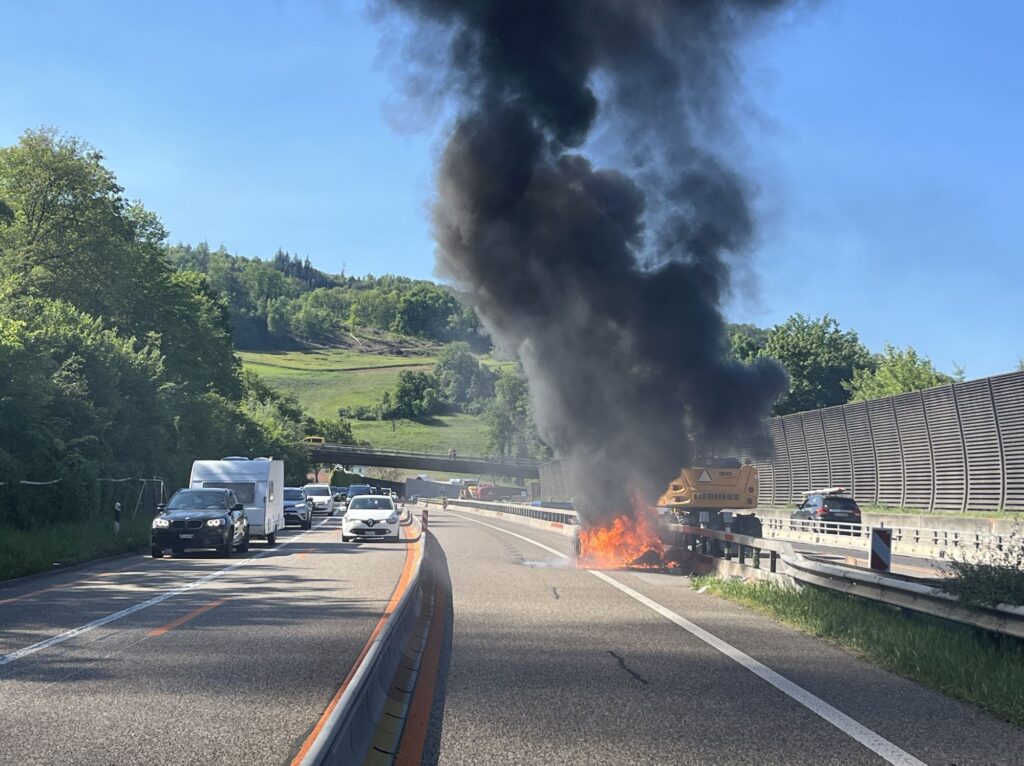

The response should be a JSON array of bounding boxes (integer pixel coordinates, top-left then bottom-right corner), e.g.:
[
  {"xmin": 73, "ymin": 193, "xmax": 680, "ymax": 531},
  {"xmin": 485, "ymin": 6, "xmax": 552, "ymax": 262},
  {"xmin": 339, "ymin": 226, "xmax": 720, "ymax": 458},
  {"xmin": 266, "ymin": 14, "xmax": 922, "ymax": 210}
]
[
  {"xmin": 870, "ymin": 526, "xmax": 892, "ymax": 572},
  {"xmin": 422, "ymin": 507, "xmax": 429, "ymax": 532}
]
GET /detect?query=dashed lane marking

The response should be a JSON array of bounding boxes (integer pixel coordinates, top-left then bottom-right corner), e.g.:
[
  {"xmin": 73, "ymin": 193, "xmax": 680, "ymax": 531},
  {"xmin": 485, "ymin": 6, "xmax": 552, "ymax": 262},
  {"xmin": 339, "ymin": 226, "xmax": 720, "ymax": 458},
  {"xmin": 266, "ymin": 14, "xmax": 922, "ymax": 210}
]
[
  {"xmin": 0, "ymin": 519, "xmax": 336, "ymax": 667},
  {"xmin": 148, "ymin": 597, "xmax": 229, "ymax": 638},
  {"xmin": 443, "ymin": 509, "xmax": 928, "ymax": 766}
]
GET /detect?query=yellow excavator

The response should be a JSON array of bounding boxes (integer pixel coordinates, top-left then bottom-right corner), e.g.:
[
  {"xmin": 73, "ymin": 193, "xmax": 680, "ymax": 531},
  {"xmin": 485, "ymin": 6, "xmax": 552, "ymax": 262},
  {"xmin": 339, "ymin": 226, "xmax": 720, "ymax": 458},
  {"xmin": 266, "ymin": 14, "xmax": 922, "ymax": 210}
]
[{"xmin": 657, "ymin": 458, "xmax": 762, "ymax": 536}]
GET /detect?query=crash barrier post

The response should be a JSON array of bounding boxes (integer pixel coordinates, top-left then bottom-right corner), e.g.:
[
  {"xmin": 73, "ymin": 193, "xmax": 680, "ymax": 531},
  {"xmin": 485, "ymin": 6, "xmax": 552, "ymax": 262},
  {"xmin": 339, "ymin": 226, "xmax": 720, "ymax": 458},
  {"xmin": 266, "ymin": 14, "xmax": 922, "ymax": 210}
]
[{"xmin": 422, "ymin": 507, "xmax": 429, "ymax": 532}]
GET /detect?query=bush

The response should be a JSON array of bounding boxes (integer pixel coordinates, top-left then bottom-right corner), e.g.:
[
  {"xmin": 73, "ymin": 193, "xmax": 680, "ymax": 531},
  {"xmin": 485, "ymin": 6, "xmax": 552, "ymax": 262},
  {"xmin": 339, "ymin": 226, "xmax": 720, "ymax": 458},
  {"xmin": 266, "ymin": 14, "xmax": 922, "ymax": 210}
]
[{"xmin": 944, "ymin": 539, "xmax": 1024, "ymax": 607}]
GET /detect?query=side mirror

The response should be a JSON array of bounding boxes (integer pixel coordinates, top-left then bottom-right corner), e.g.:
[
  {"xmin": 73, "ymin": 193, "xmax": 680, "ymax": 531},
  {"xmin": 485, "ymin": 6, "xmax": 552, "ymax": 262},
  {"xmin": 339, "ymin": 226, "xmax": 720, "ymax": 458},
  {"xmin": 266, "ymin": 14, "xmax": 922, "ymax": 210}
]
[
  {"xmin": 794, "ymin": 503, "xmax": 802, "ymax": 510},
  {"xmin": 156, "ymin": 503, "xmax": 166, "ymax": 512},
  {"xmin": 233, "ymin": 503, "xmax": 244, "ymax": 512}
]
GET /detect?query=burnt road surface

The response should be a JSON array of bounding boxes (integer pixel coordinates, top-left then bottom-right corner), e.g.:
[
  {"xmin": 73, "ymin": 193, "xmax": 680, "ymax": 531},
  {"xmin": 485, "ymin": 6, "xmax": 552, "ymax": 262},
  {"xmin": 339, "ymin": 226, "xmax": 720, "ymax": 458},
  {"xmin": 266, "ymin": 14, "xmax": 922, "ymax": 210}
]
[
  {"xmin": 0, "ymin": 517, "xmax": 413, "ymax": 765},
  {"xmin": 419, "ymin": 507, "xmax": 1024, "ymax": 766}
]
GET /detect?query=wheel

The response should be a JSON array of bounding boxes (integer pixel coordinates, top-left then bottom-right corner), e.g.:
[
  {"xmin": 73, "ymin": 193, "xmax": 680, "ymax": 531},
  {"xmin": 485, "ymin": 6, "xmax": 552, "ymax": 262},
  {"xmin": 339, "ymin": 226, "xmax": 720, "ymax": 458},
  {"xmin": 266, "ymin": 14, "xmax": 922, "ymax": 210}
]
[
  {"xmin": 266, "ymin": 531, "xmax": 277, "ymax": 546},
  {"xmin": 238, "ymin": 530, "xmax": 250, "ymax": 553},
  {"xmin": 303, "ymin": 517, "xmax": 312, "ymax": 530},
  {"xmin": 342, "ymin": 535, "xmax": 352, "ymax": 542},
  {"xmin": 151, "ymin": 545, "xmax": 164, "ymax": 559},
  {"xmin": 219, "ymin": 529, "xmax": 234, "ymax": 558}
]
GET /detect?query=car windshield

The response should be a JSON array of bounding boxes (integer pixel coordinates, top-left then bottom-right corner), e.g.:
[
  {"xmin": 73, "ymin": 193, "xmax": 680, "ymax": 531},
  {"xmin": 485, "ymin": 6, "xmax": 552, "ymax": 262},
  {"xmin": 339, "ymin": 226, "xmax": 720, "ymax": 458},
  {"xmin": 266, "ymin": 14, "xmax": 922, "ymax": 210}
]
[
  {"xmin": 349, "ymin": 497, "xmax": 393, "ymax": 511},
  {"xmin": 305, "ymin": 486, "xmax": 329, "ymax": 496},
  {"xmin": 348, "ymin": 485, "xmax": 372, "ymax": 496},
  {"xmin": 824, "ymin": 496, "xmax": 859, "ymax": 511},
  {"xmin": 167, "ymin": 491, "xmax": 226, "ymax": 511},
  {"xmin": 284, "ymin": 489, "xmax": 304, "ymax": 501}
]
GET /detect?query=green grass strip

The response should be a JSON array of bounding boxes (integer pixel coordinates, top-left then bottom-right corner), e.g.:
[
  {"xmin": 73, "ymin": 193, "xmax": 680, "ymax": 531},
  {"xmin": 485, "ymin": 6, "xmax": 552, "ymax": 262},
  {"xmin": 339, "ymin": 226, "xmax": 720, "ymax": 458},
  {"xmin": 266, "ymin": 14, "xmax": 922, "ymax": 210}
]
[
  {"xmin": 0, "ymin": 516, "xmax": 152, "ymax": 581},
  {"xmin": 692, "ymin": 576, "xmax": 1024, "ymax": 727}
]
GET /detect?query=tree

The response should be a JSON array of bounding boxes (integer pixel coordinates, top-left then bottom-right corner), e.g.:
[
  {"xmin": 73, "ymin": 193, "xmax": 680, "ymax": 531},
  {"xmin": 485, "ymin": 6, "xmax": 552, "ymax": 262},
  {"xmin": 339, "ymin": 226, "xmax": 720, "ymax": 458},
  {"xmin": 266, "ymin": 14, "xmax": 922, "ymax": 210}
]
[
  {"xmin": 728, "ymin": 323, "xmax": 769, "ymax": 362},
  {"xmin": 846, "ymin": 345, "xmax": 952, "ymax": 401},
  {"xmin": 433, "ymin": 342, "xmax": 497, "ymax": 410},
  {"xmin": 388, "ymin": 370, "xmax": 444, "ymax": 419},
  {"xmin": 483, "ymin": 371, "xmax": 542, "ymax": 458},
  {"xmin": 762, "ymin": 314, "xmax": 871, "ymax": 415}
]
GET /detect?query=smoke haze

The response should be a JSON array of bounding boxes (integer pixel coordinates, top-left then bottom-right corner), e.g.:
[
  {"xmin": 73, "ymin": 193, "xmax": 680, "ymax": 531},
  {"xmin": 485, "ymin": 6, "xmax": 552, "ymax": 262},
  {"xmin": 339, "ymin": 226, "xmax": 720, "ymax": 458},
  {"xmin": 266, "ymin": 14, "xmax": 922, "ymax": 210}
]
[{"xmin": 382, "ymin": 0, "xmax": 790, "ymax": 524}]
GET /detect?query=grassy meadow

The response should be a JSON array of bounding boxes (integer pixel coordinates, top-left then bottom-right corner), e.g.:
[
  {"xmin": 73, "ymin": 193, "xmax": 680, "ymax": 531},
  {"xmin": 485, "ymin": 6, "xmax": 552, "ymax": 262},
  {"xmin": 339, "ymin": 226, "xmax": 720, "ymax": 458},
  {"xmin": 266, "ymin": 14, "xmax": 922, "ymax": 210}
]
[{"xmin": 238, "ymin": 347, "xmax": 510, "ymax": 454}]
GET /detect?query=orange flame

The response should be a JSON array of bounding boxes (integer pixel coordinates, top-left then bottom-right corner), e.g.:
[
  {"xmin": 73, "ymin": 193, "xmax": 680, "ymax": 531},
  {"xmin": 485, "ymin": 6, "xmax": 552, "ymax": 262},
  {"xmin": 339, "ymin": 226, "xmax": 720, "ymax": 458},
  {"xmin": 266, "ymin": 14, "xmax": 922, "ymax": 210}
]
[{"xmin": 577, "ymin": 500, "xmax": 665, "ymax": 569}]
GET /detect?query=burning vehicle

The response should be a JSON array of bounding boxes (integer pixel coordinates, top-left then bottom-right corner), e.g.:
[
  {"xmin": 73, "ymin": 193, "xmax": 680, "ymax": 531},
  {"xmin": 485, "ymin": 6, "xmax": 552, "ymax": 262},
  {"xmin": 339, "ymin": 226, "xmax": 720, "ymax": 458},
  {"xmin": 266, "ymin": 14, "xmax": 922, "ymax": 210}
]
[{"xmin": 574, "ymin": 459, "xmax": 761, "ymax": 570}]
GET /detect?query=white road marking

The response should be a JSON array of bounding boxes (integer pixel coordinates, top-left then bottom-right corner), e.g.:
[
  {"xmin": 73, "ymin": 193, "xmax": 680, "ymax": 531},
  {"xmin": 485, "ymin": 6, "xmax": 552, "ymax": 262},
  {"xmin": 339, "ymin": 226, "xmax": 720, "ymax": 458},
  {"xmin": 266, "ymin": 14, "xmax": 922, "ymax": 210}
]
[
  {"xmin": 0, "ymin": 519, "xmax": 335, "ymax": 667},
  {"xmin": 445, "ymin": 509, "xmax": 928, "ymax": 766}
]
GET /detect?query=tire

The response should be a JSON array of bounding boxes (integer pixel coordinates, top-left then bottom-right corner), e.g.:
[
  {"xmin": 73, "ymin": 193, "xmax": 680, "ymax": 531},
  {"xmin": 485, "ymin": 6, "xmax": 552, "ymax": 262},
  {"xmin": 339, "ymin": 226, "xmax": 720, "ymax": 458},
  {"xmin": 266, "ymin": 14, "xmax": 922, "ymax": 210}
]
[
  {"xmin": 219, "ymin": 529, "xmax": 234, "ymax": 558},
  {"xmin": 151, "ymin": 545, "xmax": 164, "ymax": 559},
  {"xmin": 342, "ymin": 535, "xmax": 351, "ymax": 542},
  {"xmin": 266, "ymin": 531, "xmax": 277, "ymax": 546},
  {"xmin": 238, "ymin": 530, "xmax": 250, "ymax": 553},
  {"xmin": 303, "ymin": 517, "xmax": 312, "ymax": 530}
]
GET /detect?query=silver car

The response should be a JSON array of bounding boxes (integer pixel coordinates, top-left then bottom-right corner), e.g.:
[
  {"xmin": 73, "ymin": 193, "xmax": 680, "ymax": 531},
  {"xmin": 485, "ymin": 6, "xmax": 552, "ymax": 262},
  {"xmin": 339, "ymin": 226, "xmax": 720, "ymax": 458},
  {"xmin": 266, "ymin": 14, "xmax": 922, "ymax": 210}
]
[{"xmin": 283, "ymin": 487, "xmax": 313, "ymax": 529}]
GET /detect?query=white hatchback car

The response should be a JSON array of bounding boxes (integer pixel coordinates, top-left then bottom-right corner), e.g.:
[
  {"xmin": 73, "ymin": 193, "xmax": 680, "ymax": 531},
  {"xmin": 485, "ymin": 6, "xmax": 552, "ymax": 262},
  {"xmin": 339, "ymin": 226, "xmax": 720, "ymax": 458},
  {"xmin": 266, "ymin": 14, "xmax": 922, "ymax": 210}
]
[
  {"xmin": 303, "ymin": 483, "xmax": 334, "ymax": 516},
  {"xmin": 342, "ymin": 495, "xmax": 401, "ymax": 542}
]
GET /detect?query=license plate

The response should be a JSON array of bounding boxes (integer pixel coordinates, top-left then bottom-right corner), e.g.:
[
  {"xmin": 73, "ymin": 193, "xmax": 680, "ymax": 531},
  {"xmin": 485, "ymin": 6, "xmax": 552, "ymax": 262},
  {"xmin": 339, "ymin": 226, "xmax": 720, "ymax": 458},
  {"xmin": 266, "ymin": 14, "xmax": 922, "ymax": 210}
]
[{"xmin": 179, "ymin": 533, "xmax": 194, "ymax": 539}]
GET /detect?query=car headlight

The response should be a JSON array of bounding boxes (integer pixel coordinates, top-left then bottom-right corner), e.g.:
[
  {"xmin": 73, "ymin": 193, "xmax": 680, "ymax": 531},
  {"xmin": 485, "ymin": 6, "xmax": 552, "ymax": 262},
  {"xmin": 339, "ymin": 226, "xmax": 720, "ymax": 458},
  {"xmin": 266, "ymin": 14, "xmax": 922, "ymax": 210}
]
[
  {"xmin": 152, "ymin": 518, "xmax": 170, "ymax": 528},
  {"xmin": 206, "ymin": 518, "xmax": 226, "ymax": 527},
  {"xmin": 387, "ymin": 513, "xmax": 399, "ymax": 524}
]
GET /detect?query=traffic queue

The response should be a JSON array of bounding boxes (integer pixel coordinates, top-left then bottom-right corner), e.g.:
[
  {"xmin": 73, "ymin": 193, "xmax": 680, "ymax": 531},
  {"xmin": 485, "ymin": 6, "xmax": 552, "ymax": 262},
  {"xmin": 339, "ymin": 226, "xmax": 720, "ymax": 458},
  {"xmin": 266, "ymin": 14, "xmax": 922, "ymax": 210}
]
[{"xmin": 150, "ymin": 457, "xmax": 403, "ymax": 557}]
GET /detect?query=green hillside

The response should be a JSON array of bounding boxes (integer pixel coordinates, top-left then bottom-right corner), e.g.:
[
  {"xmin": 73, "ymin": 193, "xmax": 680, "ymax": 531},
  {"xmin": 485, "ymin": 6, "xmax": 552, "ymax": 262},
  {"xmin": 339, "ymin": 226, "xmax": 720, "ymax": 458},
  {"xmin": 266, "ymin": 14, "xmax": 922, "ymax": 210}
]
[{"xmin": 239, "ymin": 347, "xmax": 512, "ymax": 454}]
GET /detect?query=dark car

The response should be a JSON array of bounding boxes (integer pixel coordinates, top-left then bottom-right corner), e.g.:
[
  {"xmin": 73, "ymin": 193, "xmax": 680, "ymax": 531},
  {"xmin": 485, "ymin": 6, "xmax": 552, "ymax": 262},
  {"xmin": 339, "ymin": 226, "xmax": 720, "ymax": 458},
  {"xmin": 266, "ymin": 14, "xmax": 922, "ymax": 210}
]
[
  {"xmin": 791, "ymin": 490, "xmax": 862, "ymax": 530},
  {"xmin": 283, "ymin": 486, "xmax": 313, "ymax": 529},
  {"xmin": 152, "ymin": 488, "xmax": 249, "ymax": 558},
  {"xmin": 346, "ymin": 484, "xmax": 374, "ymax": 502}
]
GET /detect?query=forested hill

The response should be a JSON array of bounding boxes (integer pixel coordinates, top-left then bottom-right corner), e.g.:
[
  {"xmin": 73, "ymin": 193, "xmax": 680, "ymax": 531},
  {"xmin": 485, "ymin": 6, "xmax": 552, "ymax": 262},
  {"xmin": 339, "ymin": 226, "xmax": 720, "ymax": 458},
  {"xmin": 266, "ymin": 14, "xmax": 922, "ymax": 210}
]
[
  {"xmin": 167, "ymin": 244, "xmax": 489, "ymax": 352},
  {"xmin": 0, "ymin": 129, "xmax": 345, "ymax": 540}
]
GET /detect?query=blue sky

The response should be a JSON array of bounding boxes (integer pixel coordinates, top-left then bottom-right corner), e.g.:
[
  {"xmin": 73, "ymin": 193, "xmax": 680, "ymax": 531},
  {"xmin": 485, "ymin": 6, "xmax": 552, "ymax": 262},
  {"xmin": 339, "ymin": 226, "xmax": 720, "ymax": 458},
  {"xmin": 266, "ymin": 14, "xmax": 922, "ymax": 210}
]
[{"xmin": 2, "ymin": 1, "xmax": 1021, "ymax": 378}]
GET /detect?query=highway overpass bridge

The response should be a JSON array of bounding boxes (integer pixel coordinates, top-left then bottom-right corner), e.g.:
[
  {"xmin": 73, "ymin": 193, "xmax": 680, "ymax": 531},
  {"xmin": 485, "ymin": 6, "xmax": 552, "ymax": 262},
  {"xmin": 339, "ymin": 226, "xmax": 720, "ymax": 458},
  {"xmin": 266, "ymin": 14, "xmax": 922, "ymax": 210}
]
[{"xmin": 308, "ymin": 443, "xmax": 542, "ymax": 480}]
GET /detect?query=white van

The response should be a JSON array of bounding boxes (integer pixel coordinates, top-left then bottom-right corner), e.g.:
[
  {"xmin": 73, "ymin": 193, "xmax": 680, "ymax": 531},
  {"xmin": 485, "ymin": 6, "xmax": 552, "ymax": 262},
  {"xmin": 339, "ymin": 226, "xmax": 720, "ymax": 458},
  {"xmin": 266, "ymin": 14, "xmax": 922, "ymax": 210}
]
[{"xmin": 190, "ymin": 458, "xmax": 286, "ymax": 545}]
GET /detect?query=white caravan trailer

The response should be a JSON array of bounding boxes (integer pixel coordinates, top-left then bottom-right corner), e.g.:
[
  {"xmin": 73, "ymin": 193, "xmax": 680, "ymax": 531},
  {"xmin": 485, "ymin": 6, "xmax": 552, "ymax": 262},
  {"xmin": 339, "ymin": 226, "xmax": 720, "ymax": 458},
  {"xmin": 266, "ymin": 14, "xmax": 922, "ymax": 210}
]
[{"xmin": 190, "ymin": 458, "xmax": 286, "ymax": 544}]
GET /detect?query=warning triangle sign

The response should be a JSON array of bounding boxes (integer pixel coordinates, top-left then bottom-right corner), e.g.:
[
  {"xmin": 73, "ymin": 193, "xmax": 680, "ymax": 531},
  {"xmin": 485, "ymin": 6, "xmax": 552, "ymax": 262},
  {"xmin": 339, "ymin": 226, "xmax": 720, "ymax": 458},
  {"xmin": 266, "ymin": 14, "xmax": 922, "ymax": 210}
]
[{"xmin": 697, "ymin": 469, "xmax": 713, "ymax": 483}]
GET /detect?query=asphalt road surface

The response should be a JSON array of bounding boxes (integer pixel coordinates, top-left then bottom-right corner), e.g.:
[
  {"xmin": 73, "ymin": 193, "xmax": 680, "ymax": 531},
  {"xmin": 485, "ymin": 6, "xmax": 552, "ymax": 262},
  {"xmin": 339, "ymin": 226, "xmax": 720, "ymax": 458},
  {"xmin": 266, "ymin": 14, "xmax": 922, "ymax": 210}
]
[
  {"xmin": 0, "ymin": 516, "xmax": 413, "ymax": 765},
  {"xmin": 418, "ymin": 507, "xmax": 1024, "ymax": 766}
]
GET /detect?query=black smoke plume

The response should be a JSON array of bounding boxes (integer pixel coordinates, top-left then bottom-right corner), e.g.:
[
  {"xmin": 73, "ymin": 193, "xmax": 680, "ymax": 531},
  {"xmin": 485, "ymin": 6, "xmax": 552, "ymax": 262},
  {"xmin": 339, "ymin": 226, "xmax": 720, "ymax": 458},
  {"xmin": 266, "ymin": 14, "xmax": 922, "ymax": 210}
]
[{"xmin": 383, "ymin": 0, "xmax": 790, "ymax": 524}]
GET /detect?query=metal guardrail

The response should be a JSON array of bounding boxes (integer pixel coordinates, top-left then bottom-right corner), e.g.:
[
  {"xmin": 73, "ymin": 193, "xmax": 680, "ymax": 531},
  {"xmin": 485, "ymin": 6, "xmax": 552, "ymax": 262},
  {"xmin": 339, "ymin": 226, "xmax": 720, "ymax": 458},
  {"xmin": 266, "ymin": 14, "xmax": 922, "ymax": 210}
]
[
  {"xmin": 425, "ymin": 498, "xmax": 579, "ymax": 526},
  {"xmin": 675, "ymin": 523, "xmax": 1024, "ymax": 639},
  {"xmin": 760, "ymin": 516, "xmax": 1024, "ymax": 560},
  {"xmin": 782, "ymin": 553, "xmax": 1024, "ymax": 639}
]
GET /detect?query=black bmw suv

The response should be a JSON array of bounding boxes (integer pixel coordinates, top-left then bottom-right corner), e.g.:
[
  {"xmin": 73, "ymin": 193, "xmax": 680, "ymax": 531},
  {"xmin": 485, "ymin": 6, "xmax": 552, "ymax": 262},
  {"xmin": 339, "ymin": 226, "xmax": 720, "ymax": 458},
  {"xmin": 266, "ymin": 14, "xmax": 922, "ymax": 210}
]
[{"xmin": 151, "ymin": 488, "xmax": 250, "ymax": 558}]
